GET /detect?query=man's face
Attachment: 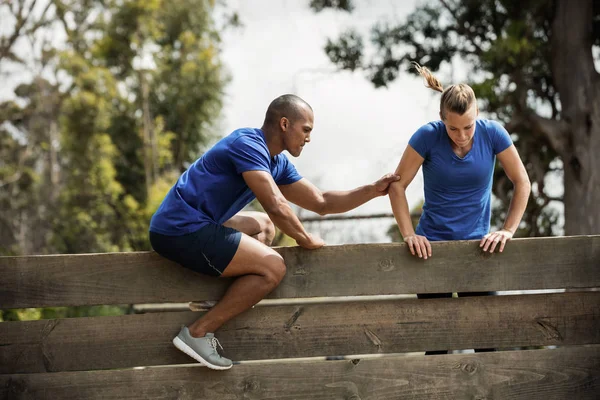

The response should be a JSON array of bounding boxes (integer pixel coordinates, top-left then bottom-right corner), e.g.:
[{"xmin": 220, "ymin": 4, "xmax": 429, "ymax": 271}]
[
  {"xmin": 283, "ymin": 105, "xmax": 314, "ymax": 157},
  {"xmin": 442, "ymin": 103, "xmax": 478, "ymax": 149}
]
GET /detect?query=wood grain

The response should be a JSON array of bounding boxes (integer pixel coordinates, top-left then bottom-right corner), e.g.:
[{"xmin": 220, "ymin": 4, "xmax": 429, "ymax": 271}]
[
  {"xmin": 1, "ymin": 235, "xmax": 599, "ymax": 308},
  {"xmin": 2, "ymin": 346, "xmax": 599, "ymax": 400},
  {"xmin": 2, "ymin": 292, "xmax": 599, "ymax": 373}
]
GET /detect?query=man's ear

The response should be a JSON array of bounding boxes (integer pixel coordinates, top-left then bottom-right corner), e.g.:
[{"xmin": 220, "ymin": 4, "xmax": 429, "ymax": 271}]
[{"xmin": 279, "ymin": 117, "xmax": 288, "ymax": 131}]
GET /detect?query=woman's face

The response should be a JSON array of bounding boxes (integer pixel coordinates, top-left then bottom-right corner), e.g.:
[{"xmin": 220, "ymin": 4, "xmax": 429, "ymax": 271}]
[{"xmin": 442, "ymin": 103, "xmax": 478, "ymax": 149}]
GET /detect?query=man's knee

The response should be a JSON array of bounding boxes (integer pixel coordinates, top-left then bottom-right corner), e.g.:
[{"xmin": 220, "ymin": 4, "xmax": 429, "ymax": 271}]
[
  {"xmin": 251, "ymin": 213, "xmax": 275, "ymax": 246},
  {"xmin": 262, "ymin": 218, "xmax": 276, "ymax": 245},
  {"xmin": 262, "ymin": 254, "xmax": 286, "ymax": 286},
  {"xmin": 224, "ymin": 211, "xmax": 275, "ymax": 245}
]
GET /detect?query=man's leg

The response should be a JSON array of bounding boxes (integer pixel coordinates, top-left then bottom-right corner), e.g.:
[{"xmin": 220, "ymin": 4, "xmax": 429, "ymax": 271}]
[
  {"xmin": 187, "ymin": 234, "xmax": 284, "ymax": 337},
  {"xmin": 223, "ymin": 211, "xmax": 276, "ymax": 245},
  {"xmin": 188, "ymin": 211, "xmax": 280, "ymax": 337},
  {"xmin": 172, "ymin": 212, "xmax": 283, "ymax": 370}
]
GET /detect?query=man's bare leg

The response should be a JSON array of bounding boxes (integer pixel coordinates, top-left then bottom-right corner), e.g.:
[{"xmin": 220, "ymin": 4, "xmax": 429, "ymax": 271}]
[
  {"xmin": 188, "ymin": 212, "xmax": 281, "ymax": 337},
  {"xmin": 223, "ymin": 211, "xmax": 276, "ymax": 245}
]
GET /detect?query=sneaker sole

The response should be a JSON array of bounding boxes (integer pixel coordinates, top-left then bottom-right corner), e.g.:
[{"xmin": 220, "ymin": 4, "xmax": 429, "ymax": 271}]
[{"xmin": 172, "ymin": 336, "xmax": 233, "ymax": 370}]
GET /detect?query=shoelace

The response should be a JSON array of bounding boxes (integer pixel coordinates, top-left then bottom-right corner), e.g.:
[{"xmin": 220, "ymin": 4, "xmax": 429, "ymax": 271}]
[{"xmin": 210, "ymin": 336, "xmax": 224, "ymax": 352}]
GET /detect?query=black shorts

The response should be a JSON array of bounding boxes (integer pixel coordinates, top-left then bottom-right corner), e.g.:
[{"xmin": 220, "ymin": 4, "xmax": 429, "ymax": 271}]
[{"xmin": 149, "ymin": 224, "xmax": 242, "ymax": 277}]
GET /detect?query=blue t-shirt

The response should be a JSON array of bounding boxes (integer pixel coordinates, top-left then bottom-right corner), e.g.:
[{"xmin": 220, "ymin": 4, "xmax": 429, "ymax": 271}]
[
  {"xmin": 150, "ymin": 128, "xmax": 303, "ymax": 235},
  {"xmin": 408, "ymin": 119, "xmax": 512, "ymax": 241}
]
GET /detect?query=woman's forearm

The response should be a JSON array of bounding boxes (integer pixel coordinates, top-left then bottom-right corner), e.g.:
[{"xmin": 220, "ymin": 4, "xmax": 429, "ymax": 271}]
[
  {"xmin": 389, "ymin": 183, "xmax": 416, "ymax": 238},
  {"xmin": 502, "ymin": 179, "xmax": 531, "ymax": 233}
]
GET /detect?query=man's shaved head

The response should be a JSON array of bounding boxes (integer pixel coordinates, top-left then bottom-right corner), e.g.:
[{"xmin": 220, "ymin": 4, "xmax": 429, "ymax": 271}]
[
  {"xmin": 263, "ymin": 94, "xmax": 313, "ymax": 127},
  {"xmin": 260, "ymin": 94, "xmax": 314, "ymax": 158}
]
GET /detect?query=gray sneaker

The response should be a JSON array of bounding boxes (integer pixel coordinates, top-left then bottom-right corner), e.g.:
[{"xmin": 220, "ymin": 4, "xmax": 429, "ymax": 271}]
[{"xmin": 172, "ymin": 327, "xmax": 233, "ymax": 370}]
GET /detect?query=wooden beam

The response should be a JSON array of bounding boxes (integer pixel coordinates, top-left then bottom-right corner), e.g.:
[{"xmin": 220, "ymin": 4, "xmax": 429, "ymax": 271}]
[
  {"xmin": 300, "ymin": 212, "xmax": 403, "ymax": 222},
  {"xmin": 1, "ymin": 236, "xmax": 599, "ymax": 308},
  {"xmin": 2, "ymin": 346, "xmax": 599, "ymax": 400},
  {"xmin": 2, "ymin": 292, "xmax": 599, "ymax": 373}
]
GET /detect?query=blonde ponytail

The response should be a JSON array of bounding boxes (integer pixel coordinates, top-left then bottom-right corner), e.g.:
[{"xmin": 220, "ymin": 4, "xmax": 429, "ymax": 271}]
[
  {"xmin": 412, "ymin": 61, "xmax": 476, "ymax": 119},
  {"xmin": 412, "ymin": 62, "xmax": 444, "ymax": 93}
]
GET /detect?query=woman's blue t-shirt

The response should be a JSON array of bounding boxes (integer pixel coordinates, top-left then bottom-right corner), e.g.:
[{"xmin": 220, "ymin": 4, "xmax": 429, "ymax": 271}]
[
  {"xmin": 150, "ymin": 128, "xmax": 302, "ymax": 235},
  {"xmin": 408, "ymin": 119, "xmax": 512, "ymax": 241}
]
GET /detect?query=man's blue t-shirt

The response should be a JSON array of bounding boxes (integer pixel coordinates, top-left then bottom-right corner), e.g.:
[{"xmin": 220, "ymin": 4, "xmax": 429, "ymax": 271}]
[
  {"xmin": 408, "ymin": 119, "xmax": 512, "ymax": 241},
  {"xmin": 150, "ymin": 128, "xmax": 302, "ymax": 235}
]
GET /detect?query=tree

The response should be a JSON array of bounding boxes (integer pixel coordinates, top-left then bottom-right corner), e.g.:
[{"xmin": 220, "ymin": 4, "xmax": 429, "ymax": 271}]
[
  {"xmin": 1, "ymin": 0, "xmax": 229, "ymax": 255},
  {"xmin": 0, "ymin": 0, "xmax": 54, "ymax": 64},
  {"xmin": 0, "ymin": 1, "xmax": 63, "ymax": 255},
  {"xmin": 311, "ymin": 0, "xmax": 600, "ymax": 236},
  {"xmin": 1, "ymin": 0, "xmax": 230, "ymax": 322},
  {"xmin": 51, "ymin": 0, "xmax": 229, "ymax": 253},
  {"xmin": 0, "ymin": 79, "xmax": 61, "ymax": 255}
]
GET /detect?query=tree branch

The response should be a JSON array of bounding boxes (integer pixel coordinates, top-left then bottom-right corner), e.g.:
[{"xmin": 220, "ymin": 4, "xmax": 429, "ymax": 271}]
[
  {"xmin": 438, "ymin": 0, "xmax": 485, "ymax": 55},
  {"xmin": 24, "ymin": 1, "xmax": 53, "ymax": 36},
  {"xmin": 53, "ymin": 0, "xmax": 75, "ymax": 42},
  {"xmin": 0, "ymin": 171, "xmax": 23, "ymax": 189},
  {"xmin": 506, "ymin": 111, "xmax": 569, "ymax": 156},
  {"xmin": 0, "ymin": 0, "xmax": 31, "ymax": 62}
]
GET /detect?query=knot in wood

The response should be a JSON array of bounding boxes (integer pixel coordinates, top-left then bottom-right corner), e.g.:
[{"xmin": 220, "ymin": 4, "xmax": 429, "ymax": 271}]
[
  {"xmin": 242, "ymin": 377, "xmax": 260, "ymax": 392},
  {"xmin": 456, "ymin": 360, "xmax": 479, "ymax": 375},
  {"xmin": 378, "ymin": 258, "xmax": 394, "ymax": 271},
  {"xmin": 293, "ymin": 266, "xmax": 308, "ymax": 276},
  {"xmin": 325, "ymin": 381, "xmax": 361, "ymax": 399}
]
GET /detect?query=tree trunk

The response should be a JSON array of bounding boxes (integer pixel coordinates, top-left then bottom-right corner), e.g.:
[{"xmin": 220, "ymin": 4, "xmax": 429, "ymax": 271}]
[
  {"xmin": 551, "ymin": 0, "xmax": 600, "ymax": 235},
  {"xmin": 140, "ymin": 70, "xmax": 155, "ymax": 197}
]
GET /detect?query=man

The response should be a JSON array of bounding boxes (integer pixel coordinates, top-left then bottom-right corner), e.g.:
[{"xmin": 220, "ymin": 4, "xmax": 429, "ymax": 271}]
[{"xmin": 149, "ymin": 94, "xmax": 399, "ymax": 370}]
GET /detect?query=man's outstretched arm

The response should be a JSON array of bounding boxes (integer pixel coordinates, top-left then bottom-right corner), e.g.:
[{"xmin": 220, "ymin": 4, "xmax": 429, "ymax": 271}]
[{"xmin": 278, "ymin": 173, "xmax": 399, "ymax": 216}]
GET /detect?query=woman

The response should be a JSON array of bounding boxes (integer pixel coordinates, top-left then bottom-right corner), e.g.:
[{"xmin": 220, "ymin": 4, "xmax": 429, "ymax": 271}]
[
  {"xmin": 390, "ymin": 63, "xmax": 530, "ymax": 259},
  {"xmin": 389, "ymin": 63, "xmax": 531, "ymax": 354}
]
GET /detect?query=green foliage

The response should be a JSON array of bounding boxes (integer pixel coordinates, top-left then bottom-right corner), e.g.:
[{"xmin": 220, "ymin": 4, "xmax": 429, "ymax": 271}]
[
  {"xmin": 0, "ymin": 78, "xmax": 62, "ymax": 255},
  {"xmin": 145, "ymin": 171, "xmax": 180, "ymax": 218},
  {"xmin": 1, "ymin": 0, "xmax": 230, "ymax": 322},
  {"xmin": 0, "ymin": 0, "xmax": 228, "ymax": 257},
  {"xmin": 0, "ymin": 306, "xmax": 130, "ymax": 321}
]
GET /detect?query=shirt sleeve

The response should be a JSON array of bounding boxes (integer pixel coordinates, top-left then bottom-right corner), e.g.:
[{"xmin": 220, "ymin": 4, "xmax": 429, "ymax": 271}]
[
  {"xmin": 229, "ymin": 135, "xmax": 271, "ymax": 174},
  {"xmin": 408, "ymin": 123, "xmax": 437, "ymax": 158},
  {"xmin": 488, "ymin": 120, "xmax": 513, "ymax": 154},
  {"xmin": 275, "ymin": 154, "xmax": 303, "ymax": 185}
]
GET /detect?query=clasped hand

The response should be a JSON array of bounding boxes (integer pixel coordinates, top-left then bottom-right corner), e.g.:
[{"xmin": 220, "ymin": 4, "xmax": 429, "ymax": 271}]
[{"xmin": 373, "ymin": 173, "xmax": 400, "ymax": 195}]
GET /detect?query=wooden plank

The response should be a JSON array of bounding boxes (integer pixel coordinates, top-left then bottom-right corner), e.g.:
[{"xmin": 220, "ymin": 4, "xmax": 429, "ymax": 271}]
[
  {"xmin": 1, "ymin": 346, "xmax": 599, "ymax": 400},
  {"xmin": 1, "ymin": 235, "xmax": 599, "ymax": 308},
  {"xmin": 2, "ymin": 292, "xmax": 599, "ymax": 374}
]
